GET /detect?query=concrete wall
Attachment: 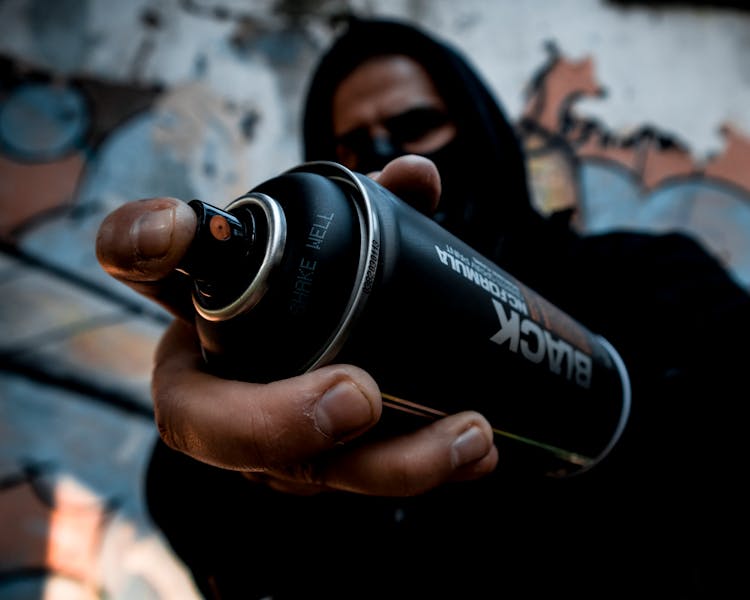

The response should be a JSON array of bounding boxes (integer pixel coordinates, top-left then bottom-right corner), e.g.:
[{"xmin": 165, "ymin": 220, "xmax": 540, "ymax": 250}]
[{"xmin": 1, "ymin": 1, "xmax": 749, "ymax": 598}]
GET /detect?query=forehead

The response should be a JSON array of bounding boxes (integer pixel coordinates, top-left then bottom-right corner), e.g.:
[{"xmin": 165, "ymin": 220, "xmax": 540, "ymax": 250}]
[{"xmin": 332, "ymin": 54, "xmax": 446, "ymax": 135}]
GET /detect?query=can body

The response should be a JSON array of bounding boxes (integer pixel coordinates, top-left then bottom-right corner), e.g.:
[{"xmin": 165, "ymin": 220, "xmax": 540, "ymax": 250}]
[{"xmin": 191, "ymin": 161, "xmax": 631, "ymax": 477}]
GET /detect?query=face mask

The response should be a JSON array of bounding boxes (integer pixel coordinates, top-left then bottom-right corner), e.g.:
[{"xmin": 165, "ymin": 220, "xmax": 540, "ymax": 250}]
[
  {"xmin": 345, "ymin": 131, "xmax": 483, "ymax": 242},
  {"xmin": 353, "ymin": 135, "xmax": 402, "ymax": 174},
  {"xmin": 421, "ymin": 132, "xmax": 537, "ymax": 255},
  {"xmin": 421, "ymin": 134, "xmax": 477, "ymax": 240}
]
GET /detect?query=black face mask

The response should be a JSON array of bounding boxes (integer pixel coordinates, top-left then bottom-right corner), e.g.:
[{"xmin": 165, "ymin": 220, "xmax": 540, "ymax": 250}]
[
  {"xmin": 340, "ymin": 118, "xmax": 532, "ymax": 254},
  {"xmin": 421, "ymin": 133, "xmax": 478, "ymax": 241},
  {"xmin": 352, "ymin": 135, "xmax": 402, "ymax": 174},
  {"xmin": 421, "ymin": 132, "xmax": 537, "ymax": 256},
  {"xmin": 343, "ymin": 130, "xmax": 486, "ymax": 246}
]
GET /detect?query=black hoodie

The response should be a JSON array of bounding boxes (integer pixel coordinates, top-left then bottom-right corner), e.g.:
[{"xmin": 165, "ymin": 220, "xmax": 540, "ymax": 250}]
[{"xmin": 146, "ymin": 17, "xmax": 749, "ymax": 600}]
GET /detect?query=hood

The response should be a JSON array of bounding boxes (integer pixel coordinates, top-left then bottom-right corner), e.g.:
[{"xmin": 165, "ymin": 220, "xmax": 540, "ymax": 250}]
[{"xmin": 302, "ymin": 16, "xmax": 538, "ymax": 254}]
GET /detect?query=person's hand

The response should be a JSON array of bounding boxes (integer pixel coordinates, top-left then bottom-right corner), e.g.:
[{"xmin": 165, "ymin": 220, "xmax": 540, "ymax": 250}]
[{"xmin": 96, "ymin": 154, "xmax": 498, "ymax": 496}]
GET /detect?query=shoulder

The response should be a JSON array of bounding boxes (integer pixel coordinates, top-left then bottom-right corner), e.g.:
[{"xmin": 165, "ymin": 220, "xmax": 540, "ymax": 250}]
[
  {"xmin": 580, "ymin": 230, "xmax": 746, "ymax": 296},
  {"xmin": 582, "ymin": 229, "xmax": 718, "ymax": 266}
]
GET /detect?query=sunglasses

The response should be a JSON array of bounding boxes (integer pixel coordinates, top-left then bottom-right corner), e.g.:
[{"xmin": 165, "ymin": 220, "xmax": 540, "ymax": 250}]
[{"xmin": 334, "ymin": 106, "xmax": 452, "ymax": 154}]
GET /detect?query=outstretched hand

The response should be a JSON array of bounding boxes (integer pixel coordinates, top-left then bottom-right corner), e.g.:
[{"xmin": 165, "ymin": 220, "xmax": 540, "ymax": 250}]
[{"xmin": 96, "ymin": 155, "xmax": 498, "ymax": 496}]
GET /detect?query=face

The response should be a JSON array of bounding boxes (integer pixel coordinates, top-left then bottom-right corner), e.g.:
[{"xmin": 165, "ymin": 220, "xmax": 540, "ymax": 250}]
[{"xmin": 332, "ymin": 54, "xmax": 457, "ymax": 173}]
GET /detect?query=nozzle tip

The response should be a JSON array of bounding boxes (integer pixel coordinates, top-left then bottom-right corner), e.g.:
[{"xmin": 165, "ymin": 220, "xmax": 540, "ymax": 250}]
[{"xmin": 178, "ymin": 199, "xmax": 255, "ymax": 284}]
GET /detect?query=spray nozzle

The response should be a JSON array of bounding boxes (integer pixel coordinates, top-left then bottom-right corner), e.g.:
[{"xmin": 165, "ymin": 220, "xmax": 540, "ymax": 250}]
[{"xmin": 178, "ymin": 199, "xmax": 259, "ymax": 310}]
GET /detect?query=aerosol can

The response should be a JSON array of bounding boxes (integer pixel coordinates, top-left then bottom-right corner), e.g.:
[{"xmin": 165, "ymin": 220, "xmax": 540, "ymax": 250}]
[{"xmin": 178, "ymin": 161, "xmax": 631, "ymax": 478}]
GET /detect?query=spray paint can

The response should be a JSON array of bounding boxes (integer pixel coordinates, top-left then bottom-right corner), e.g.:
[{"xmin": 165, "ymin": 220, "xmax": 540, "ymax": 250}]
[{"xmin": 179, "ymin": 161, "xmax": 631, "ymax": 478}]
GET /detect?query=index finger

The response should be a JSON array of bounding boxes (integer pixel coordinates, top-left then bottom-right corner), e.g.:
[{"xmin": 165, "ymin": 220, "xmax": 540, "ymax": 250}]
[{"xmin": 370, "ymin": 154, "xmax": 441, "ymax": 215}]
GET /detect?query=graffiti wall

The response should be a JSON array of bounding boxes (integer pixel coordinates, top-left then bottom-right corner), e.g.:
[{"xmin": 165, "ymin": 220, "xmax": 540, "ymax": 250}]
[
  {"xmin": 520, "ymin": 41, "xmax": 750, "ymax": 288},
  {"xmin": 1, "ymin": 1, "xmax": 748, "ymax": 598}
]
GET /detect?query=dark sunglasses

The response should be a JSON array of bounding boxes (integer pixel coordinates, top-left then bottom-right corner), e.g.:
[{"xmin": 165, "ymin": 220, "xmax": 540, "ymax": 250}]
[{"xmin": 335, "ymin": 106, "xmax": 451, "ymax": 153}]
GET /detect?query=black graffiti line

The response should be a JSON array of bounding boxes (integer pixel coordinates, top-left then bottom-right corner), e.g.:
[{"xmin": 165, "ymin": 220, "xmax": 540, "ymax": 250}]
[
  {"xmin": 0, "ymin": 240, "xmax": 172, "ymax": 327},
  {"xmin": 0, "ymin": 351, "xmax": 154, "ymax": 420}
]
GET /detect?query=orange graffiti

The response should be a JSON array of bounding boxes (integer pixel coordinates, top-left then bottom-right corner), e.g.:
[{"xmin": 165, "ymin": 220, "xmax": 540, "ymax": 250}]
[
  {"xmin": 522, "ymin": 41, "xmax": 605, "ymax": 134},
  {"xmin": 0, "ymin": 153, "xmax": 85, "ymax": 240},
  {"xmin": 704, "ymin": 123, "xmax": 750, "ymax": 192}
]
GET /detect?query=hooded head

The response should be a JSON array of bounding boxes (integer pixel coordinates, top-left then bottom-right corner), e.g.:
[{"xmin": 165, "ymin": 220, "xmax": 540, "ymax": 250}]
[{"xmin": 302, "ymin": 16, "xmax": 537, "ymax": 254}]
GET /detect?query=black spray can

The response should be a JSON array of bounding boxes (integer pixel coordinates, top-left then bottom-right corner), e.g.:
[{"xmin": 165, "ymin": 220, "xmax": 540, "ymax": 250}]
[{"xmin": 180, "ymin": 161, "xmax": 631, "ymax": 478}]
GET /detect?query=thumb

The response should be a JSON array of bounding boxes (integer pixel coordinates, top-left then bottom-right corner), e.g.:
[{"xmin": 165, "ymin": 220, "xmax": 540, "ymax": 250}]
[
  {"xmin": 96, "ymin": 197, "xmax": 196, "ymax": 282},
  {"xmin": 96, "ymin": 197, "xmax": 198, "ymax": 317}
]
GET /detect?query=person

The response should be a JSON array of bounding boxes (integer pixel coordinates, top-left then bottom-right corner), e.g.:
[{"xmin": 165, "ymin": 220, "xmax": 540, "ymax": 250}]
[{"xmin": 96, "ymin": 16, "xmax": 749, "ymax": 599}]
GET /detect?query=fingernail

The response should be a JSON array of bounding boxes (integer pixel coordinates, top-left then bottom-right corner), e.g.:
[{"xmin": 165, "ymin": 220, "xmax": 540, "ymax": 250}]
[
  {"xmin": 132, "ymin": 205, "xmax": 175, "ymax": 259},
  {"xmin": 315, "ymin": 380, "xmax": 374, "ymax": 439},
  {"xmin": 451, "ymin": 426, "xmax": 490, "ymax": 468}
]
